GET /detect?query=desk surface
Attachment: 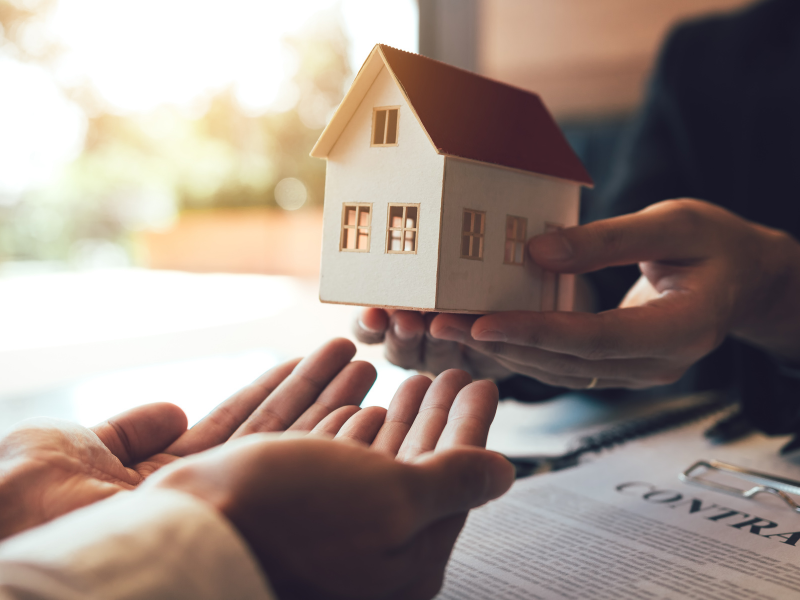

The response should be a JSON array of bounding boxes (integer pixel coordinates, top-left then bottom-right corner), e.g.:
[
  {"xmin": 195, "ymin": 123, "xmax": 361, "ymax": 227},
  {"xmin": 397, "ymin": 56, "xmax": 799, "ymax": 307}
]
[{"xmin": 0, "ymin": 268, "xmax": 408, "ymax": 432}]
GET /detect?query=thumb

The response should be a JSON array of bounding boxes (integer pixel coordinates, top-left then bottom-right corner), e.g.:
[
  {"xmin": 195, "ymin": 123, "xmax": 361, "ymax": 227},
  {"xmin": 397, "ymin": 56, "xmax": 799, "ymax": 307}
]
[
  {"xmin": 528, "ymin": 200, "xmax": 708, "ymax": 274},
  {"xmin": 409, "ymin": 448, "xmax": 514, "ymax": 525},
  {"xmin": 92, "ymin": 403, "xmax": 188, "ymax": 466}
]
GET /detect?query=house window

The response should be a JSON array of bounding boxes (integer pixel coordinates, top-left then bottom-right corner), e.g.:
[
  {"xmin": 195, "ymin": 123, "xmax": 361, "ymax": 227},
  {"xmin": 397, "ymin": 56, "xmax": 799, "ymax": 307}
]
[
  {"xmin": 504, "ymin": 215, "xmax": 527, "ymax": 265},
  {"xmin": 461, "ymin": 209, "xmax": 485, "ymax": 260},
  {"xmin": 372, "ymin": 107, "xmax": 399, "ymax": 146},
  {"xmin": 541, "ymin": 223, "xmax": 563, "ymax": 310},
  {"xmin": 386, "ymin": 204, "xmax": 419, "ymax": 253},
  {"xmin": 341, "ymin": 203, "xmax": 371, "ymax": 251}
]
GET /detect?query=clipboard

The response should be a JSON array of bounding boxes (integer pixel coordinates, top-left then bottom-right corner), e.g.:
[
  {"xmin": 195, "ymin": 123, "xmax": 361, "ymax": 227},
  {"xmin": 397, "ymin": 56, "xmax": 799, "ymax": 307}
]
[
  {"xmin": 680, "ymin": 459, "xmax": 800, "ymax": 513},
  {"xmin": 506, "ymin": 392, "xmax": 733, "ymax": 478}
]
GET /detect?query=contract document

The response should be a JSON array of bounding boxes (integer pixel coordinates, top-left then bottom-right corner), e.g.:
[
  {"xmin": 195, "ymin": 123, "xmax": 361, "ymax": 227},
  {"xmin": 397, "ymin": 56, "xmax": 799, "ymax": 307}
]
[{"xmin": 438, "ymin": 420, "xmax": 800, "ymax": 599}]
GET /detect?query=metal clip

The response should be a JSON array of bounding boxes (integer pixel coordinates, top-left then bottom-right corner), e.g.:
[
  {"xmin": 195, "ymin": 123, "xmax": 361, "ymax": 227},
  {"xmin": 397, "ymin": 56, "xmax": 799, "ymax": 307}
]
[{"xmin": 680, "ymin": 459, "xmax": 800, "ymax": 513}]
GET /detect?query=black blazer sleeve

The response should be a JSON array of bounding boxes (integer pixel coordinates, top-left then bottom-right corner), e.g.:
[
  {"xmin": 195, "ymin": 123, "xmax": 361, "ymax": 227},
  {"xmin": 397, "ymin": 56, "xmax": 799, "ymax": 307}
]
[
  {"xmin": 588, "ymin": 0, "xmax": 800, "ymax": 433},
  {"xmin": 502, "ymin": 0, "xmax": 800, "ymax": 432}
]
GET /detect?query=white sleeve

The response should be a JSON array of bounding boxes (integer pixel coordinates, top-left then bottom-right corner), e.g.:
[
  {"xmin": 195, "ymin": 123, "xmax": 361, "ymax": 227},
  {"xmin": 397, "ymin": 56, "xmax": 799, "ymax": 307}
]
[{"xmin": 0, "ymin": 488, "xmax": 276, "ymax": 600}]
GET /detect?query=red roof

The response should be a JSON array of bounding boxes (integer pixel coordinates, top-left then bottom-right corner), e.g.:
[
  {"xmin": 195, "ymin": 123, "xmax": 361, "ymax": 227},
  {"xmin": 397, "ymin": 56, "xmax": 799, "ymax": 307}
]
[{"xmin": 379, "ymin": 45, "xmax": 593, "ymax": 186}]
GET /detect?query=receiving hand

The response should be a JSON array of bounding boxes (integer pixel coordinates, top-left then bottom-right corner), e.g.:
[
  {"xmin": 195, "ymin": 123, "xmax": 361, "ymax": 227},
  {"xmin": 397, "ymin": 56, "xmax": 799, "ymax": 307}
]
[
  {"xmin": 312, "ymin": 369, "xmax": 499, "ymax": 460},
  {"xmin": 0, "ymin": 338, "xmax": 376, "ymax": 540},
  {"xmin": 147, "ymin": 369, "xmax": 512, "ymax": 600},
  {"xmin": 430, "ymin": 199, "xmax": 800, "ymax": 388}
]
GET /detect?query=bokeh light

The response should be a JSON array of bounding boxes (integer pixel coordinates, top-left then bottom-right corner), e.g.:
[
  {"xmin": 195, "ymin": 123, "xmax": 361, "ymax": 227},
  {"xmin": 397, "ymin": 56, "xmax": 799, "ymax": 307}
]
[{"xmin": 274, "ymin": 177, "xmax": 307, "ymax": 210}]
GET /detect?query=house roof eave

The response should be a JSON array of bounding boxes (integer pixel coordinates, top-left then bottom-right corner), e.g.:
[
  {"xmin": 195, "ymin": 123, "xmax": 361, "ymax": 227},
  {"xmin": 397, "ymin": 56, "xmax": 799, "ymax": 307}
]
[
  {"xmin": 310, "ymin": 45, "xmax": 440, "ymax": 160},
  {"xmin": 439, "ymin": 153, "xmax": 595, "ymax": 189},
  {"xmin": 309, "ymin": 45, "xmax": 385, "ymax": 158}
]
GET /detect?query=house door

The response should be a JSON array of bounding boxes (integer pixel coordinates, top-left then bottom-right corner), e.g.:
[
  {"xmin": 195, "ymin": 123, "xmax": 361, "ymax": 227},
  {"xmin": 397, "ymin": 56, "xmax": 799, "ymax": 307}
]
[{"xmin": 540, "ymin": 223, "xmax": 562, "ymax": 311}]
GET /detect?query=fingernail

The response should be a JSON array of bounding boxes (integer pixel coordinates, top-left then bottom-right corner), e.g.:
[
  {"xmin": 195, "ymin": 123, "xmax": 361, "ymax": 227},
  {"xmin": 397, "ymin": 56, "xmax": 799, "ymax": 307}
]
[
  {"xmin": 358, "ymin": 317, "xmax": 379, "ymax": 333},
  {"xmin": 393, "ymin": 321, "xmax": 417, "ymax": 341},
  {"xmin": 530, "ymin": 233, "xmax": 572, "ymax": 262},
  {"xmin": 474, "ymin": 329, "xmax": 506, "ymax": 342}
]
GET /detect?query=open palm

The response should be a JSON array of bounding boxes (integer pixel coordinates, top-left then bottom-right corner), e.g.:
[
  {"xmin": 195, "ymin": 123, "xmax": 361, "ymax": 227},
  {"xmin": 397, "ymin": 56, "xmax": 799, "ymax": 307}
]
[
  {"xmin": 0, "ymin": 338, "xmax": 501, "ymax": 541},
  {"xmin": 0, "ymin": 338, "xmax": 375, "ymax": 540}
]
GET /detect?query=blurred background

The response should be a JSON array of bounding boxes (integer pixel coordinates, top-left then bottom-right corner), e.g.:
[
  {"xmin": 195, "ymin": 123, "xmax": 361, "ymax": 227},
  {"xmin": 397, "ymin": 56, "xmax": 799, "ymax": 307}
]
[
  {"xmin": 0, "ymin": 0, "xmax": 417, "ymax": 276},
  {"xmin": 0, "ymin": 0, "xmax": 755, "ymax": 430},
  {"xmin": 0, "ymin": 0, "xmax": 754, "ymax": 277}
]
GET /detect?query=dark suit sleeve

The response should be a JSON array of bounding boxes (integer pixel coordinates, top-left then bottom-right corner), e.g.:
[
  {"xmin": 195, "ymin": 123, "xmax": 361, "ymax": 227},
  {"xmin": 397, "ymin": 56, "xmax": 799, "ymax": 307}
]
[
  {"xmin": 587, "ymin": 20, "xmax": 800, "ymax": 434},
  {"xmin": 503, "ymin": 13, "xmax": 800, "ymax": 432},
  {"xmin": 585, "ymin": 25, "xmax": 701, "ymax": 312}
]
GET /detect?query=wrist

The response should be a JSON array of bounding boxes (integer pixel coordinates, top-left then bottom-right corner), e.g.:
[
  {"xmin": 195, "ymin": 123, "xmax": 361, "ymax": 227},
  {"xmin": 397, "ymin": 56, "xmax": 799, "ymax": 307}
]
[
  {"xmin": 731, "ymin": 228, "xmax": 800, "ymax": 361},
  {"xmin": 0, "ymin": 457, "xmax": 47, "ymax": 540}
]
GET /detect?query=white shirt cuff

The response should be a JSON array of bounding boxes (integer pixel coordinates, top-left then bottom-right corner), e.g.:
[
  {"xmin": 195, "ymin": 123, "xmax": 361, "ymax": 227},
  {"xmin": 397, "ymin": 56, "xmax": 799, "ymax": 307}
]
[{"xmin": 0, "ymin": 488, "xmax": 275, "ymax": 600}]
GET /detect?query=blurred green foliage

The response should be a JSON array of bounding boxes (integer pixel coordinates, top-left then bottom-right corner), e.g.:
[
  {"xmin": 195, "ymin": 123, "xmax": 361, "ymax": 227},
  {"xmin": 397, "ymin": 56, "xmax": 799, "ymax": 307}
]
[{"xmin": 0, "ymin": 2, "xmax": 350, "ymax": 264}]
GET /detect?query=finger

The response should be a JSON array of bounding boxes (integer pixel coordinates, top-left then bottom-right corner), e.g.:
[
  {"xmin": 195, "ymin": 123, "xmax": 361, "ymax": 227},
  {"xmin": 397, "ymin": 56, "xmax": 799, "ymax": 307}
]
[
  {"xmin": 419, "ymin": 337, "xmax": 466, "ymax": 376},
  {"xmin": 491, "ymin": 355, "xmax": 635, "ymax": 389},
  {"xmin": 428, "ymin": 313, "xmax": 482, "ymax": 350},
  {"xmin": 528, "ymin": 200, "xmax": 711, "ymax": 274},
  {"xmin": 371, "ymin": 375, "xmax": 432, "ymax": 456},
  {"xmin": 459, "ymin": 344, "xmax": 517, "ymax": 380},
  {"xmin": 335, "ymin": 406, "xmax": 387, "ymax": 444},
  {"xmin": 396, "ymin": 369, "xmax": 472, "ymax": 462},
  {"xmin": 467, "ymin": 291, "xmax": 709, "ymax": 361},
  {"xmin": 435, "ymin": 380, "xmax": 498, "ymax": 451},
  {"xmin": 287, "ymin": 360, "xmax": 377, "ymax": 431},
  {"xmin": 92, "ymin": 403, "xmax": 187, "ymax": 466},
  {"xmin": 384, "ymin": 311, "xmax": 427, "ymax": 370},
  {"xmin": 427, "ymin": 314, "xmax": 479, "ymax": 347},
  {"xmin": 353, "ymin": 308, "xmax": 390, "ymax": 344},
  {"xmin": 493, "ymin": 350, "xmax": 675, "ymax": 388},
  {"xmin": 428, "ymin": 314, "xmax": 512, "ymax": 380},
  {"xmin": 444, "ymin": 334, "xmax": 678, "ymax": 385},
  {"xmin": 413, "ymin": 313, "xmax": 469, "ymax": 376},
  {"xmin": 430, "ymin": 315, "xmax": 644, "ymax": 385},
  {"xmin": 165, "ymin": 358, "xmax": 300, "ymax": 456},
  {"xmin": 231, "ymin": 338, "xmax": 357, "ymax": 439},
  {"xmin": 414, "ymin": 315, "xmax": 514, "ymax": 379},
  {"xmin": 408, "ymin": 448, "xmax": 514, "ymax": 524},
  {"xmin": 310, "ymin": 405, "xmax": 362, "ymax": 436}
]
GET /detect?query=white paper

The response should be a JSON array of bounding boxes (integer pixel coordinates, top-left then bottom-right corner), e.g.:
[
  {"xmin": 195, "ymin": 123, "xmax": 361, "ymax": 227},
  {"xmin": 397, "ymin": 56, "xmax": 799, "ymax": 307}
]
[
  {"xmin": 440, "ymin": 419, "xmax": 800, "ymax": 599},
  {"xmin": 487, "ymin": 391, "xmax": 722, "ymax": 458}
]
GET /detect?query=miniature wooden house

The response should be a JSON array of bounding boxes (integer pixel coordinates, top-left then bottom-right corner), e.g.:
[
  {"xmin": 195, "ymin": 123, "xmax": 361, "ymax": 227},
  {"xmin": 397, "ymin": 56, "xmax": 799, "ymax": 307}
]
[{"xmin": 310, "ymin": 44, "xmax": 593, "ymax": 313}]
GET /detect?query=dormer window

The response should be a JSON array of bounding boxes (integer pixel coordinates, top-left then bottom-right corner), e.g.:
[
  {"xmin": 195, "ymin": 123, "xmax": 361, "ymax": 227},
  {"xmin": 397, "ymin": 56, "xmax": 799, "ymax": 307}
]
[{"xmin": 372, "ymin": 107, "xmax": 399, "ymax": 146}]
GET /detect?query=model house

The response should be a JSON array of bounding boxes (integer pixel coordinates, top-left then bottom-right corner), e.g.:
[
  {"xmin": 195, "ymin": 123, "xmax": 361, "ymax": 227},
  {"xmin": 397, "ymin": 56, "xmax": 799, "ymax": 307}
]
[{"xmin": 310, "ymin": 44, "xmax": 593, "ymax": 313}]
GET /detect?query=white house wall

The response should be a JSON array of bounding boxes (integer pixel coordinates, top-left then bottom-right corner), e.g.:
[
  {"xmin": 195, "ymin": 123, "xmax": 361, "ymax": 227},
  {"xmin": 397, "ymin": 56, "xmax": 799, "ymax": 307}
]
[
  {"xmin": 436, "ymin": 157, "xmax": 580, "ymax": 313},
  {"xmin": 319, "ymin": 66, "xmax": 445, "ymax": 310}
]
